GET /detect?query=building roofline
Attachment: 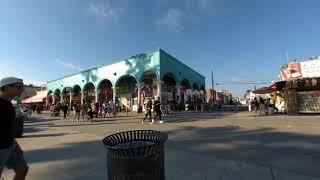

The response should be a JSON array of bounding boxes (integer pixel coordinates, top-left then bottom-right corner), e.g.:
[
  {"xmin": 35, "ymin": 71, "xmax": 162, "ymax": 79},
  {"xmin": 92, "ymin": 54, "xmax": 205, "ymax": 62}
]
[
  {"xmin": 159, "ymin": 49, "xmax": 206, "ymax": 79},
  {"xmin": 47, "ymin": 48, "xmax": 161, "ymax": 83}
]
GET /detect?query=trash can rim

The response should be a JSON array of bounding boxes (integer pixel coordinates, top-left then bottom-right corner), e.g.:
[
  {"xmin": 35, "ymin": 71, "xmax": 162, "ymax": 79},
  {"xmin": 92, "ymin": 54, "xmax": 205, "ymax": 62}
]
[{"xmin": 102, "ymin": 130, "xmax": 168, "ymax": 150}]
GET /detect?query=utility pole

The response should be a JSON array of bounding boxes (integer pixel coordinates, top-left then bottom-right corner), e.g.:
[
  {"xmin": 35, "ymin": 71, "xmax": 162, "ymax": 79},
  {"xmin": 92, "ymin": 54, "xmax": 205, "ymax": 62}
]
[{"xmin": 211, "ymin": 69, "xmax": 214, "ymax": 100}]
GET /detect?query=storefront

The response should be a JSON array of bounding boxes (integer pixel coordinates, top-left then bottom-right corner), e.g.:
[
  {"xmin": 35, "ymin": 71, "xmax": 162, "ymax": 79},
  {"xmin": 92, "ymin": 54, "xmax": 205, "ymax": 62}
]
[
  {"xmin": 284, "ymin": 78, "xmax": 320, "ymax": 113},
  {"xmin": 280, "ymin": 58, "xmax": 320, "ymax": 113}
]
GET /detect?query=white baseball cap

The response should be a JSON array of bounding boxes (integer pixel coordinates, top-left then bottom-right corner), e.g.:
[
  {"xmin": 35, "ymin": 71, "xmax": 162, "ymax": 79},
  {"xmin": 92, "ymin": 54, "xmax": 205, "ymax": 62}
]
[{"xmin": 0, "ymin": 77, "xmax": 23, "ymax": 88}]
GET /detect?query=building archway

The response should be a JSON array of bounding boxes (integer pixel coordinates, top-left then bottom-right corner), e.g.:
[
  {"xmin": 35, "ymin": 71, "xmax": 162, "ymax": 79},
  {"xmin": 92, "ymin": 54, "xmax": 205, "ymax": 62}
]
[
  {"xmin": 83, "ymin": 82, "xmax": 95, "ymax": 104},
  {"xmin": 53, "ymin": 89, "xmax": 61, "ymax": 104},
  {"xmin": 62, "ymin": 87, "xmax": 72, "ymax": 105},
  {"xmin": 140, "ymin": 70, "xmax": 158, "ymax": 105},
  {"xmin": 193, "ymin": 83, "xmax": 199, "ymax": 91},
  {"xmin": 162, "ymin": 73, "xmax": 177, "ymax": 104},
  {"xmin": 46, "ymin": 90, "xmax": 53, "ymax": 106},
  {"xmin": 115, "ymin": 75, "xmax": 138, "ymax": 111},
  {"xmin": 72, "ymin": 85, "xmax": 82, "ymax": 105},
  {"xmin": 97, "ymin": 79, "xmax": 113, "ymax": 103}
]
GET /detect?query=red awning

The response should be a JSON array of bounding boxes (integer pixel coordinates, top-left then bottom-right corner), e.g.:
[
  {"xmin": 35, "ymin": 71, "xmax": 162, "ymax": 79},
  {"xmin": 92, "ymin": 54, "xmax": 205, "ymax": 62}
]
[
  {"xmin": 22, "ymin": 90, "xmax": 47, "ymax": 104},
  {"xmin": 253, "ymin": 87, "xmax": 274, "ymax": 94},
  {"xmin": 270, "ymin": 81, "xmax": 286, "ymax": 90}
]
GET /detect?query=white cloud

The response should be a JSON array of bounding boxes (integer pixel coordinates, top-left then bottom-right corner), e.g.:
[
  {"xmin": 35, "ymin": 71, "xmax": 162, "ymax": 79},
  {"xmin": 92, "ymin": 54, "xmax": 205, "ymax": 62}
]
[
  {"xmin": 55, "ymin": 59, "xmax": 83, "ymax": 71},
  {"xmin": 88, "ymin": 1, "xmax": 123, "ymax": 22},
  {"xmin": 157, "ymin": 9, "xmax": 184, "ymax": 31}
]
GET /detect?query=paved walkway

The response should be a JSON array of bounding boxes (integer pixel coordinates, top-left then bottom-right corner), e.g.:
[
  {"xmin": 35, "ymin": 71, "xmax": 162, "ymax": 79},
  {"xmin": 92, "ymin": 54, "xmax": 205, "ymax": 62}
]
[{"xmin": 2, "ymin": 112, "xmax": 320, "ymax": 179}]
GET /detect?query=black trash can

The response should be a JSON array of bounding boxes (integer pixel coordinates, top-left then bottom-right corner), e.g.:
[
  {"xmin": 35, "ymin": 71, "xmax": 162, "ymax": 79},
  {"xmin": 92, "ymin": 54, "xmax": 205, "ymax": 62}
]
[{"xmin": 102, "ymin": 130, "xmax": 168, "ymax": 180}]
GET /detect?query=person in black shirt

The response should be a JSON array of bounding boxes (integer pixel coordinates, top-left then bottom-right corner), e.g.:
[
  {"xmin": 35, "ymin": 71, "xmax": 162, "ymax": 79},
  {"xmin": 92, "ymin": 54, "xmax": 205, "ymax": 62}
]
[
  {"xmin": 62, "ymin": 103, "xmax": 68, "ymax": 118},
  {"xmin": 153, "ymin": 97, "xmax": 164, "ymax": 123},
  {"xmin": 0, "ymin": 77, "xmax": 28, "ymax": 179}
]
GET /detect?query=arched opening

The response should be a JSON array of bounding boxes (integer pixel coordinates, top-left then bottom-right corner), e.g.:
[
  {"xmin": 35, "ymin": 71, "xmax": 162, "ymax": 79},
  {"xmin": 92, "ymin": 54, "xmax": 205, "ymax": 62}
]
[
  {"xmin": 53, "ymin": 89, "xmax": 61, "ymax": 104},
  {"xmin": 97, "ymin": 79, "xmax": 113, "ymax": 103},
  {"xmin": 162, "ymin": 73, "xmax": 177, "ymax": 104},
  {"xmin": 62, "ymin": 87, "xmax": 72, "ymax": 105},
  {"xmin": 46, "ymin": 90, "xmax": 53, "ymax": 106},
  {"xmin": 83, "ymin": 82, "xmax": 95, "ymax": 104},
  {"xmin": 181, "ymin": 79, "xmax": 190, "ymax": 90},
  {"xmin": 72, "ymin": 85, "xmax": 82, "ymax": 106},
  {"xmin": 140, "ymin": 70, "xmax": 158, "ymax": 105},
  {"xmin": 193, "ymin": 83, "xmax": 199, "ymax": 90},
  {"xmin": 116, "ymin": 75, "xmax": 138, "ymax": 111},
  {"xmin": 200, "ymin": 85, "xmax": 205, "ymax": 91}
]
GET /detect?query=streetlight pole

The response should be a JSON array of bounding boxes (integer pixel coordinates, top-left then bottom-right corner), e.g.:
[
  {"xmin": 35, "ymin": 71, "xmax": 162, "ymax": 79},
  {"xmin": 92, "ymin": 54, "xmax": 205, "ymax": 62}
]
[{"xmin": 211, "ymin": 69, "xmax": 214, "ymax": 100}]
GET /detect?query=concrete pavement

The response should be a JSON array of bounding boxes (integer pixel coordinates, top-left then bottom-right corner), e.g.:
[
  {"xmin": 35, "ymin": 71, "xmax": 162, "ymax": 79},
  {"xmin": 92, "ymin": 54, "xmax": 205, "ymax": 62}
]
[{"xmin": 2, "ymin": 111, "xmax": 320, "ymax": 179}]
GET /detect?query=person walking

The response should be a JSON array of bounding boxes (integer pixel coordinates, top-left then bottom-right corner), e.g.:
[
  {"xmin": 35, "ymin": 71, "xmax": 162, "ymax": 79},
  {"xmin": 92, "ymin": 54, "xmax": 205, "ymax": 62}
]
[
  {"xmin": 259, "ymin": 97, "xmax": 265, "ymax": 115},
  {"xmin": 108, "ymin": 100, "xmax": 115, "ymax": 117},
  {"xmin": 81, "ymin": 103, "xmax": 87, "ymax": 121},
  {"xmin": 0, "ymin": 77, "xmax": 29, "ymax": 180},
  {"xmin": 103, "ymin": 102, "xmax": 108, "ymax": 118},
  {"xmin": 142, "ymin": 98, "xmax": 153, "ymax": 124},
  {"xmin": 153, "ymin": 97, "xmax": 164, "ymax": 123},
  {"xmin": 62, "ymin": 103, "xmax": 68, "ymax": 118},
  {"xmin": 253, "ymin": 97, "xmax": 259, "ymax": 113},
  {"xmin": 73, "ymin": 103, "xmax": 81, "ymax": 122}
]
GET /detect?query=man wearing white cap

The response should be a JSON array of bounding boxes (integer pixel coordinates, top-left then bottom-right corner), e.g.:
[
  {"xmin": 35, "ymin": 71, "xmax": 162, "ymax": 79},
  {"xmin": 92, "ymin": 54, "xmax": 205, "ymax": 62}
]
[{"xmin": 0, "ymin": 77, "xmax": 28, "ymax": 180}]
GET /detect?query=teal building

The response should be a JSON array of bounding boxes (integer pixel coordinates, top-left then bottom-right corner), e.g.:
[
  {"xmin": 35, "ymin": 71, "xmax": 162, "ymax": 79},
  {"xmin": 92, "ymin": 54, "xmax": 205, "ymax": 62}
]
[{"xmin": 47, "ymin": 49, "xmax": 205, "ymax": 111}]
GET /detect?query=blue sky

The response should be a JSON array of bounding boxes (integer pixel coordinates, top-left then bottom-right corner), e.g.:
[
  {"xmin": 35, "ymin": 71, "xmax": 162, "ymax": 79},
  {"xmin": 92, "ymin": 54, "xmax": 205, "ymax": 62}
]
[{"xmin": 1, "ymin": 0, "xmax": 320, "ymax": 96}]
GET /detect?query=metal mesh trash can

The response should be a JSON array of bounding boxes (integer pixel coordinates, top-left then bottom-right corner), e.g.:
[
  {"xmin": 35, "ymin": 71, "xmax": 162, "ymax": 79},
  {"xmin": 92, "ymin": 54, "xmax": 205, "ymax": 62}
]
[{"xmin": 102, "ymin": 130, "xmax": 168, "ymax": 180}]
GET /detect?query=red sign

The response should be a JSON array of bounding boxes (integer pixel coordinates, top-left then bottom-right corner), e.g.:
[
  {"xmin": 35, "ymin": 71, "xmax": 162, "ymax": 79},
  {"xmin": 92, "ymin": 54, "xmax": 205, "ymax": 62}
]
[{"xmin": 281, "ymin": 62, "xmax": 302, "ymax": 80}]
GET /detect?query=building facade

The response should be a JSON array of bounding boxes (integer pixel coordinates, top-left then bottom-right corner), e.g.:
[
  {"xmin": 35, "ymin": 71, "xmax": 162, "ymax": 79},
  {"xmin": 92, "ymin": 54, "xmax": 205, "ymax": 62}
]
[
  {"xmin": 21, "ymin": 85, "xmax": 41, "ymax": 99},
  {"xmin": 46, "ymin": 49, "xmax": 205, "ymax": 111}
]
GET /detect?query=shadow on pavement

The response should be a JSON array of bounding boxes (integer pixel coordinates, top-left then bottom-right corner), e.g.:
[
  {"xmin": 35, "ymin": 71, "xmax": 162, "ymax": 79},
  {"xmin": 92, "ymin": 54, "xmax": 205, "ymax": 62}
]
[
  {"xmin": 163, "ymin": 125, "xmax": 320, "ymax": 178},
  {"xmin": 21, "ymin": 133, "xmax": 70, "ymax": 138},
  {"xmin": 24, "ymin": 139, "xmax": 107, "ymax": 179}
]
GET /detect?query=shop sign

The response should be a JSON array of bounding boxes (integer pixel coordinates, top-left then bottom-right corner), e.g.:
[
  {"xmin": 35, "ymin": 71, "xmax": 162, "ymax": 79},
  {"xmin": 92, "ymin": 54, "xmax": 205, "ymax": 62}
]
[
  {"xmin": 300, "ymin": 60, "xmax": 320, "ymax": 78},
  {"xmin": 280, "ymin": 59, "xmax": 320, "ymax": 80},
  {"xmin": 280, "ymin": 62, "xmax": 301, "ymax": 80}
]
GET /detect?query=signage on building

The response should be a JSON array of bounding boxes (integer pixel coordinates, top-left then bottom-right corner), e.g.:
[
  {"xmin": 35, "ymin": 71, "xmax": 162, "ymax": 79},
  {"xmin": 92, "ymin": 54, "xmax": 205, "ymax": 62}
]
[
  {"xmin": 300, "ymin": 60, "xmax": 320, "ymax": 78},
  {"xmin": 280, "ymin": 59, "xmax": 320, "ymax": 80}
]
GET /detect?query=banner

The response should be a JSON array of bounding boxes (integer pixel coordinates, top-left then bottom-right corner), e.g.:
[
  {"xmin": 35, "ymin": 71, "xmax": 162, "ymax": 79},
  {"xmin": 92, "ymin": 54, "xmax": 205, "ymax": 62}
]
[
  {"xmin": 280, "ymin": 59, "xmax": 320, "ymax": 80},
  {"xmin": 300, "ymin": 60, "xmax": 320, "ymax": 78},
  {"xmin": 280, "ymin": 62, "xmax": 301, "ymax": 80}
]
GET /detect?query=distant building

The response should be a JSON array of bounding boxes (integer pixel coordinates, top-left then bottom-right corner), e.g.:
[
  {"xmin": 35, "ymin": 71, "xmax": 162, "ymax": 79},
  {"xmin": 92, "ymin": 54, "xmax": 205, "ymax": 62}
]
[
  {"xmin": 206, "ymin": 88, "xmax": 233, "ymax": 104},
  {"xmin": 21, "ymin": 85, "xmax": 41, "ymax": 99},
  {"xmin": 219, "ymin": 90, "xmax": 233, "ymax": 104},
  {"xmin": 206, "ymin": 88, "xmax": 216, "ymax": 103}
]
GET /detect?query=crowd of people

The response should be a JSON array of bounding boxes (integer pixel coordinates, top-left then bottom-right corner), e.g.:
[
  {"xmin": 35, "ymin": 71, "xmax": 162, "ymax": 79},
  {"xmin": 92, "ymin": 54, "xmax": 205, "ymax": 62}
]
[
  {"xmin": 251, "ymin": 97, "xmax": 276, "ymax": 114},
  {"xmin": 48, "ymin": 99, "xmax": 118, "ymax": 123}
]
